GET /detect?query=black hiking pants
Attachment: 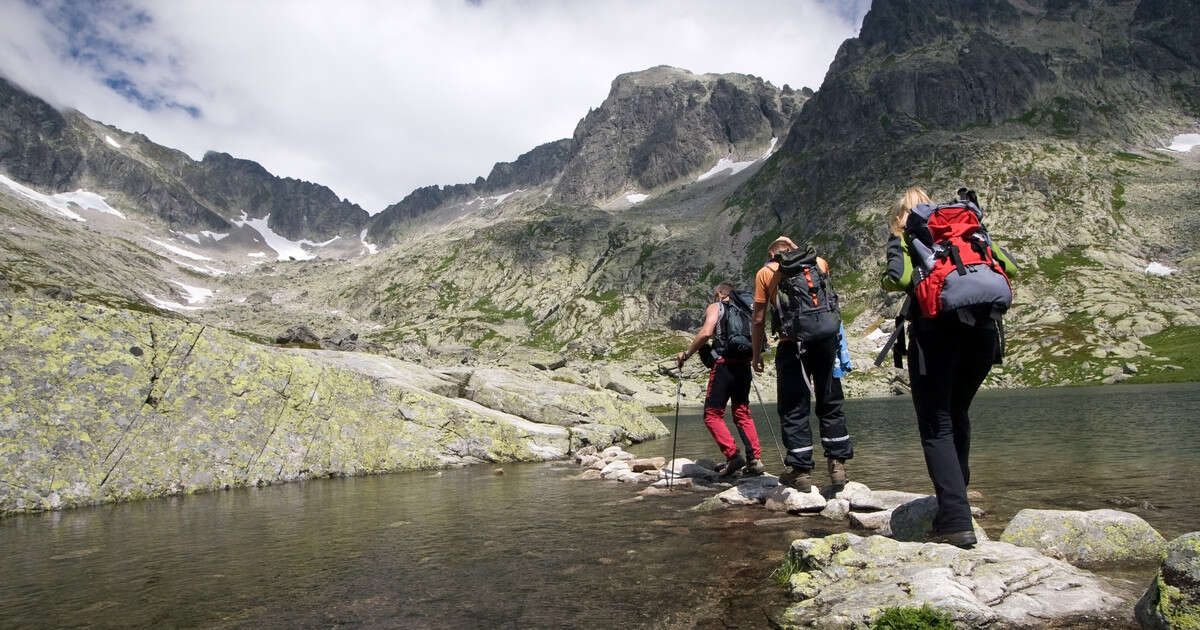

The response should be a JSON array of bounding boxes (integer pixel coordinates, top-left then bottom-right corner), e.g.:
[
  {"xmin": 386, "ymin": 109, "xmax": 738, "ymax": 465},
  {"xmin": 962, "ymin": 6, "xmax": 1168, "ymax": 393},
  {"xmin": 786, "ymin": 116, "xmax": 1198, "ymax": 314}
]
[
  {"xmin": 908, "ymin": 316, "xmax": 998, "ymax": 534},
  {"xmin": 775, "ymin": 337, "xmax": 853, "ymax": 471}
]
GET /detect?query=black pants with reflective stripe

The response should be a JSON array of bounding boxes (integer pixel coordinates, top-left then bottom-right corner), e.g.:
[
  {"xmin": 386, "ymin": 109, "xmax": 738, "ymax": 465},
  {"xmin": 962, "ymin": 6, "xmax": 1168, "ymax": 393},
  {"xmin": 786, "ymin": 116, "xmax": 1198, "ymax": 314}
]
[
  {"xmin": 908, "ymin": 316, "xmax": 997, "ymax": 533},
  {"xmin": 775, "ymin": 337, "xmax": 853, "ymax": 470}
]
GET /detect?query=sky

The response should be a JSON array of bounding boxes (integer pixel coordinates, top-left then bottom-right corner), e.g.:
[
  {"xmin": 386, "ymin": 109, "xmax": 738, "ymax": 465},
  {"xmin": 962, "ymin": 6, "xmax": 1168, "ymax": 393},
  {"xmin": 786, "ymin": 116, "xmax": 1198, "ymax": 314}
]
[{"xmin": 0, "ymin": 0, "xmax": 871, "ymax": 213}]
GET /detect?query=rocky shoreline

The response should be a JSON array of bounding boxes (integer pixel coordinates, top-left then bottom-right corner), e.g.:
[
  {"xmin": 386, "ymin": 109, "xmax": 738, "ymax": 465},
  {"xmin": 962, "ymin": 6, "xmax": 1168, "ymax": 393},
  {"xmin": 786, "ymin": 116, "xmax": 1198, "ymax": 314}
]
[{"xmin": 568, "ymin": 444, "xmax": 1197, "ymax": 629}]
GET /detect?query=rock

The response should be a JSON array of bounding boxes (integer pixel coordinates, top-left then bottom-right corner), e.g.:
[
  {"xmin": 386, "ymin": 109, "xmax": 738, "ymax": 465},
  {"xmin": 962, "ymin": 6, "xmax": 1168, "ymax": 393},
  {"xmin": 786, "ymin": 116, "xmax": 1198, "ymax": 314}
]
[
  {"xmin": 577, "ymin": 455, "xmax": 602, "ymax": 468},
  {"xmin": 41, "ymin": 286, "xmax": 73, "ymax": 301},
  {"xmin": 604, "ymin": 381, "xmax": 636, "ymax": 396},
  {"xmin": 714, "ymin": 485, "xmax": 761, "ymax": 506},
  {"xmin": 765, "ymin": 485, "xmax": 827, "ymax": 513},
  {"xmin": 849, "ymin": 509, "xmax": 894, "ymax": 535},
  {"xmin": 889, "ymin": 496, "xmax": 989, "ymax": 543},
  {"xmin": 276, "ymin": 325, "xmax": 320, "ymax": 346},
  {"xmin": 820, "ymin": 498, "xmax": 850, "ymax": 521},
  {"xmin": 573, "ymin": 445, "xmax": 598, "ymax": 459},
  {"xmin": 1000, "ymin": 508, "xmax": 1167, "ymax": 569},
  {"xmin": 1135, "ymin": 531, "xmax": 1200, "ymax": 630},
  {"xmin": 575, "ymin": 469, "xmax": 603, "ymax": 481},
  {"xmin": 832, "ymin": 481, "xmax": 883, "ymax": 510},
  {"xmin": 967, "ymin": 489, "xmax": 984, "ymax": 500},
  {"xmin": 661, "ymin": 458, "xmax": 718, "ymax": 481},
  {"xmin": 600, "ymin": 446, "xmax": 634, "ymax": 461},
  {"xmin": 244, "ymin": 291, "xmax": 271, "ymax": 305},
  {"xmin": 650, "ymin": 477, "xmax": 694, "ymax": 490},
  {"xmin": 871, "ymin": 489, "xmax": 930, "ymax": 510},
  {"xmin": 630, "ymin": 457, "xmax": 665, "ymax": 472},
  {"xmin": 319, "ymin": 328, "xmax": 359, "ymax": 351},
  {"xmin": 599, "ymin": 460, "xmax": 631, "ymax": 479},
  {"xmin": 781, "ymin": 534, "xmax": 1127, "ymax": 628},
  {"xmin": 492, "ymin": 468, "xmax": 504, "ymax": 476}
]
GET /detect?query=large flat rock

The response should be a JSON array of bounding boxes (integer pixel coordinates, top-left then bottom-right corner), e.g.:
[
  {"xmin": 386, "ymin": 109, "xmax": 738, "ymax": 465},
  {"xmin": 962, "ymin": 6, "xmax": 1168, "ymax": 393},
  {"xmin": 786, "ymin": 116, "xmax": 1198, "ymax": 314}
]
[{"xmin": 781, "ymin": 533, "xmax": 1127, "ymax": 629}]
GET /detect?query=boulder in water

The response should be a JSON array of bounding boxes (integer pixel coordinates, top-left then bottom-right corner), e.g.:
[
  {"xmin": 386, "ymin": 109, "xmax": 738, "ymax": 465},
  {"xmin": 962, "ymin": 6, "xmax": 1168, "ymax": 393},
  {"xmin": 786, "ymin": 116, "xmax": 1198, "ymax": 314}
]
[
  {"xmin": 1135, "ymin": 531, "xmax": 1200, "ymax": 630},
  {"xmin": 1000, "ymin": 508, "xmax": 1166, "ymax": 569}
]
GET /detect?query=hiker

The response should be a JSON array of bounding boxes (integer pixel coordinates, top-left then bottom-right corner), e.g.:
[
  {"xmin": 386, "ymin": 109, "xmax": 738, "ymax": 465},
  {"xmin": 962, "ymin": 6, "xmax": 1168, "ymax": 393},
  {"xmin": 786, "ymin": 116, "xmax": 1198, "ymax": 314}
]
[
  {"xmin": 881, "ymin": 187, "xmax": 1017, "ymax": 548},
  {"xmin": 751, "ymin": 237, "xmax": 853, "ymax": 492},
  {"xmin": 676, "ymin": 282, "xmax": 766, "ymax": 476}
]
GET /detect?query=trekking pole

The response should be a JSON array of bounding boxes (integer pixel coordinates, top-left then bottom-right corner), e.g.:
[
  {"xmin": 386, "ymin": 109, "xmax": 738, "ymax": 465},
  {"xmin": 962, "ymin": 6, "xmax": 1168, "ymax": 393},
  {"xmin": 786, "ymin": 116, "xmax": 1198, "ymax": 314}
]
[
  {"xmin": 751, "ymin": 377, "xmax": 786, "ymax": 466},
  {"xmin": 669, "ymin": 366, "xmax": 682, "ymax": 491}
]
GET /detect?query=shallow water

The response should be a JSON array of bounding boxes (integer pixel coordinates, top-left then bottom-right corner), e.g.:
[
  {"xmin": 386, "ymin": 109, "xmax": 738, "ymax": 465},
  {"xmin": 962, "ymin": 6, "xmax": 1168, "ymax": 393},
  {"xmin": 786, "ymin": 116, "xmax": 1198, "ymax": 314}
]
[{"xmin": 1, "ymin": 383, "xmax": 1196, "ymax": 628}]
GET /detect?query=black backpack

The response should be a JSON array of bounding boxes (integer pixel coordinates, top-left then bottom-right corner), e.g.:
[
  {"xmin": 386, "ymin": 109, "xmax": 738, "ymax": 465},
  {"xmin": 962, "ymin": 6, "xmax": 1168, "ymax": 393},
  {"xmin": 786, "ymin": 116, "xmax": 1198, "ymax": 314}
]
[
  {"xmin": 714, "ymin": 289, "xmax": 755, "ymax": 360},
  {"xmin": 770, "ymin": 248, "xmax": 841, "ymax": 344}
]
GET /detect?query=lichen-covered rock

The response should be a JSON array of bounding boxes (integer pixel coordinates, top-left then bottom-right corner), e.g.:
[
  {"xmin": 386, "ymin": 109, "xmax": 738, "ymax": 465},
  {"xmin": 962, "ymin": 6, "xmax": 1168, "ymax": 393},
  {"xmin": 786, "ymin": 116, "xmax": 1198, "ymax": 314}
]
[
  {"xmin": 1000, "ymin": 508, "xmax": 1167, "ymax": 569},
  {"xmin": 0, "ymin": 297, "xmax": 646, "ymax": 515},
  {"xmin": 1135, "ymin": 531, "xmax": 1200, "ymax": 630},
  {"xmin": 463, "ymin": 368, "xmax": 667, "ymax": 443},
  {"xmin": 781, "ymin": 533, "xmax": 1127, "ymax": 629},
  {"xmin": 889, "ymin": 496, "xmax": 989, "ymax": 543}
]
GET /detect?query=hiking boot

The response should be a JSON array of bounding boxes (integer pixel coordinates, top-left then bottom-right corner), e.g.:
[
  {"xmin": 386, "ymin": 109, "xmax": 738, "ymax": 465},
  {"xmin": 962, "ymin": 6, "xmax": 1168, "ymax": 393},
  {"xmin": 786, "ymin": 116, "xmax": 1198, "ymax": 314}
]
[
  {"xmin": 779, "ymin": 467, "xmax": 813, "ymax": 492},
  {"xmin": 742, "ymin": 458, "xmax": 766, "ymax": 476},
  {"xmin": 715, "ymin": 451, "xmax": 746, "ymax": 477},
  {"xmin": 827, "ymin": 458, "xmax": 848, "ymax": 487},
  {"xmin": 928, "ymin": 530, "xmax": 977, "ymax": 549}
]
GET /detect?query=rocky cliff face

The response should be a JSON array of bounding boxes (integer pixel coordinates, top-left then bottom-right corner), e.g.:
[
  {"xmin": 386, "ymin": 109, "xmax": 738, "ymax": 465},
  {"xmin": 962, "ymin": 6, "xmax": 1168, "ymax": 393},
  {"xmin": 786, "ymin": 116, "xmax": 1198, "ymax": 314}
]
[
  {"xmin": 0, "ymin": 77, "xmax": 369, "ymax": 239},
  {"xmin": 552, "ymin": 66, "xmax": 803, "ymax": 203},
  {"xmin": 184, "ymin": 152, "xmax": 369, "ymax": 240}
]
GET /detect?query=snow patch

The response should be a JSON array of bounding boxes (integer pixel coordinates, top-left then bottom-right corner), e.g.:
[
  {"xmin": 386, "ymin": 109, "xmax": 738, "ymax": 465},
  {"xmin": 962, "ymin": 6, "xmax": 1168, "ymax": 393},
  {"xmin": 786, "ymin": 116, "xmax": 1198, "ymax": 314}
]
[
  {"xmin": 486, "ymin": 189, "xmax": 523, "ymax": 206},
  {"xmin": 247, "ymin": 252, "xmax": 267, "ymax": 258},
  {"xmin": 695, "ymin": 138, "xmax": 778, "ymax": 183},
  {"xmin": 625, "ymin": 193, "xmax": 649, "ymax": 204},
  {"xmin": 143, "ymin": 293, "xmax": 201, "ymax": 312},
  {"xmin": 360, "ymin": 229, "xmax": 378, "ymax": 255},
  {"xmin": 1146, "ymin": 262, "xmax": 1176, "ymax": 276},
  {"xmin": 146, "ymin": 238, "xmax": 212, "ymax": 261},
  {"xmin": 104, "ymin": 135, "xmax": 122, "ymax": 149},
  {"xmin": 202, "ymin": 230, "xmax": 229, "ymax": 241},
  {"xmin": 233, "ymin": 212, "xmax": 316, "ymax": 261},
  {"xmin": 0, "ymin": 173, "xmax": 127, "ymax": 220},
  {"xmin": 867, "ymin": 328, "xmax": 890, "ymax": 343},
  {"xmin": 171, "ymin": 259, "xmax": 226, "ymax": 276},
  {"xmin": 172, "ymin": 281, "xmax": 213, "ymax": 304},
  {"xmin": 1166, "ymin": 134, "xmax": 1200, "ymax": 152}
]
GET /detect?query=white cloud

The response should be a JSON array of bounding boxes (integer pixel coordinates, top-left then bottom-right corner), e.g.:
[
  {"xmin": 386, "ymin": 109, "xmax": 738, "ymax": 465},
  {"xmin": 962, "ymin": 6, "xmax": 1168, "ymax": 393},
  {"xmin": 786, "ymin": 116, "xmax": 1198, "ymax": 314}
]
[{"xmin": 0, "ymin": 1, "xmax": 868, "ymax": 214}]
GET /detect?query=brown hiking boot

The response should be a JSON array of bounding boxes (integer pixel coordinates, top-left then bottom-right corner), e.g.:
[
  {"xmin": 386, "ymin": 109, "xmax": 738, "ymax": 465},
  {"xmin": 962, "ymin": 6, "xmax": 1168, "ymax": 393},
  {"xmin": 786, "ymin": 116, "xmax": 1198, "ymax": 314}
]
[
  {"xmin": 742, "ymin": 458, "xmax": 766, "ymax": 476},
  {"xmin": 715, "ymin": 451, "xmax": 746, "ymax": 477},
  {"xmin": 779, "ymin": 467, "xmax": 813, "ymax": 492},
  {"xmin": 828, "ymin": 458, "xmax": 848, "ymax": 487}
]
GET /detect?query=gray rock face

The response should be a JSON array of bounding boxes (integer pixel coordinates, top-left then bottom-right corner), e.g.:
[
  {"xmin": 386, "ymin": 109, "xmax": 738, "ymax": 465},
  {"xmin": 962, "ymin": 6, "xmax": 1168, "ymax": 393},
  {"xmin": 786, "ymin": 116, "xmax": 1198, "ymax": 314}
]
[
  {"xmin": 1000, "ymin": 508, "xmax": 1167, "ymax": 569},
  {"xmin": 1135, "ymin": 531, "xmax": 1200, "ymax": 630},
  {"xmin": 554, "ymin": 66, "xmax": 804, "ymax": 203},
  {"xmin": 463, "ymin": 368, "xmax": 667, "ymax": 444},
  {"xmin": 782, "ymin": 533, "xmax": 1127, "ymax": 629}
]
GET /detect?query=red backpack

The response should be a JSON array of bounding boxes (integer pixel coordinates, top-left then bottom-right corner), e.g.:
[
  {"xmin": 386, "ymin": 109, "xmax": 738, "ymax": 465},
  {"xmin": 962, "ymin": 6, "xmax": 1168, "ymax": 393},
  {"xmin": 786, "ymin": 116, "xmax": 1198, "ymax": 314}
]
[{"xmin": 906, "ymin": 191, "xmax": 1011, "ymax": 321}]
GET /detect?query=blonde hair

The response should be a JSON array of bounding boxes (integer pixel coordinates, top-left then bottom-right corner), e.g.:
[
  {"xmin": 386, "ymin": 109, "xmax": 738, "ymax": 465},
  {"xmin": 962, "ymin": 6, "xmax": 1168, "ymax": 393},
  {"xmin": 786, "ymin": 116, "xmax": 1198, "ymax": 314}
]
[{"xmin": 889, "ymin": 187, "xmax": 931, "ymax": 236}]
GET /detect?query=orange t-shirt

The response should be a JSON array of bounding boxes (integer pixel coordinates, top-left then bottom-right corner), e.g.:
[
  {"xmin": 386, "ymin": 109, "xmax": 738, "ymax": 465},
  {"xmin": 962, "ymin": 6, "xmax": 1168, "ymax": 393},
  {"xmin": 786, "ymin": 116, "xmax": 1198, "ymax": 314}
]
[
  {"xmin": 755, "ymin": 256, "xmax": 829, "ymax": 306},
  {"xmin": 754, "ymin": 262, "xmax": 781, "ymax": 306}
]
